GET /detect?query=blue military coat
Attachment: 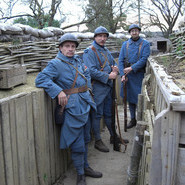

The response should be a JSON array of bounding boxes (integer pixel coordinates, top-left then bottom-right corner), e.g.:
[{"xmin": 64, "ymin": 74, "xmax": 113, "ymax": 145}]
[
  {"xmin": 118, "ymin": 37, "xmax": 150, "ymax": 104},
  {"xmin": 83, "ymin": 41, "xmax": 116, "ymax": 108},
  {"xmin": 35, "ymin": 51, "xmax": 96, "ymax": 152}
]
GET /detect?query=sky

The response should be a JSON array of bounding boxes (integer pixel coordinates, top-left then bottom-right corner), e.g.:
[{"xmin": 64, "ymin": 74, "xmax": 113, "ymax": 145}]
[
  {"xmin": 0, "ymin": 0, "xmax": 184, "ymax": 32},
  {"xmin": 0, "ymin": 0, "xmax": 86, "ymax": 31}
]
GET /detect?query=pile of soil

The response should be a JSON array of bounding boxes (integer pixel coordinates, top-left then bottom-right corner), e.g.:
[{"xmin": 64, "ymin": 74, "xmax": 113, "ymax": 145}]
[{"xmin": 153, "ymin": 55, "xmax": 185, "ymax": 91}]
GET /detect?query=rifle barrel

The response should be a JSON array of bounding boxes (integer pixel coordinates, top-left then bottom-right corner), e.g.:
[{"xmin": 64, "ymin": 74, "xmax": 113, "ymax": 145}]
[
  {"xmin": 112, "ymin": 79, "xmax": 121, "ymax": 151},
  {"xmin": 123, "ymin": 80, "xmax": 127, "ymax": 132}
]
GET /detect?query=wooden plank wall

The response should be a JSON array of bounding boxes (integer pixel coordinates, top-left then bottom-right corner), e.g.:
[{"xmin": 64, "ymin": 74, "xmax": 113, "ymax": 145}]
[
  {"xmin": 0, "ymin": 89, "xmax": 71, "ymax": 185},
  {"xmin": 137, "ymin": 58, "xmax": 185, "ymax": 185}
]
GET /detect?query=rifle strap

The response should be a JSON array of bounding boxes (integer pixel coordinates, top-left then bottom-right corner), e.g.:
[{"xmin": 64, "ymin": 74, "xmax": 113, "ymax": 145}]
[
  {"xmin": 138, "ymin": 41, "xmax": 143, "ymax": 58},
  {"xmin": 90, "ymin": 45, "xmax": 108, "ymax": 71},
  {"xmin": 56, "ymin": 57, "xmax": 88, "ymax": 95},
  {"xmin": 115, "ymin": 102, "xmax": 127, "ymax": 150},
  {"xmin": 56, "ymin": 57, "xmax": 87, "ymax": 82},
  {"xmin": 71, "ymin": 70, "xmax": 78, "ymax": 89},
  {"xmin": 126, "ymin": 41, "xmax": 129, "ymax": 60},
  {"xmin": 126, "ymin": 40, "xmax": 143, "ymax": 61},
  {"xmin": 100, "ymin": 51, "xmax": 109, "ymax": 67}
]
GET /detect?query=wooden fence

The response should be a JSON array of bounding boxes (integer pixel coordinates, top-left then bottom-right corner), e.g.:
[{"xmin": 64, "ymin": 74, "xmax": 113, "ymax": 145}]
[
  {"xmin": 170, "ymin": 27, "xmax": 185, "ymax": 60},
  {"xmin": 137, "ymin": 57, "xmax": 185, "ymax": 185},
  {"xmin": 0, "ymin": 38, "xmax": 123, "ymax": 73},
  {"xmin": 0, "ymin": 89, "xmax": 71, "ymax": 185}
]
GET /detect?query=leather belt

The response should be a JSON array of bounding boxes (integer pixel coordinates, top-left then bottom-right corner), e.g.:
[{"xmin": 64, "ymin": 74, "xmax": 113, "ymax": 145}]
[{"xmin": 63, "ymin": 85, "xmax": 88, "ymax": 95}]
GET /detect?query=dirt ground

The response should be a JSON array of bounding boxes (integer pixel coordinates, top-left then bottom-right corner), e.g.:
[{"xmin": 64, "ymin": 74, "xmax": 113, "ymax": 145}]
[
  {"xmin": 153, "ymin": 55, "xmax": 185, "ymax": 91},
  {"xmin": 60, "ymin": 106, "xmax": 135, "ymax": 185}
]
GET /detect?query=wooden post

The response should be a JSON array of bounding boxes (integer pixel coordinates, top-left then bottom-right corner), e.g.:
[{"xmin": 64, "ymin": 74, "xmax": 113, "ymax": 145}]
[
  {"xmin": 137, "ymin": 94, "xmax": 143, "ymax": 121},
  {"xmin": 127, "ymin": 121, "xmax": 147, "ymax": 185},
  {"xmin": 20, "ymin": 56, "xmax": 24, "ymax": 65}
]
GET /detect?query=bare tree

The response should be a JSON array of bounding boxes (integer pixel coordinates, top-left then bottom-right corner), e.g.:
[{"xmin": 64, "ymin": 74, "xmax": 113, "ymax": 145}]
[
  {"xmin": 0, "ymin": 2, "xmax": 4, "ymax": 18},
  {"xmin": 145, "ymin": 0, "xmax": 184, "ymax": 38},
  {"xmin": 0, "ymin": 0, "xmax": 64, "ymax": 28},
  {"xmin": 26, "ymin": 0, "xmax": 63, "ymax": 28},
  {"xmin": 48, "ymin": 0, "xmax": 62, "ymax": 26},
  {"xmin": 0, "ymin": 0, "xmax": 19, "ymax": 22},
  {"xmin": 28, "ymin": 0, "xmax": 45, "ymax": 28}
]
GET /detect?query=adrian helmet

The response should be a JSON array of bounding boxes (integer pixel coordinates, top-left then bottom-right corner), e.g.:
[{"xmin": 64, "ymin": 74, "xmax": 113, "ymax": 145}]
[
  {"xmin": 128, "ymin": 24, "xmax": 141, "ymax": 33},
  {"xmin": 59, "ymin": 33, "xmax": 79, "ymax": 47},
  {"xmin": 94, "ymin": 26, "xmax": 109, "ymax": 37}
]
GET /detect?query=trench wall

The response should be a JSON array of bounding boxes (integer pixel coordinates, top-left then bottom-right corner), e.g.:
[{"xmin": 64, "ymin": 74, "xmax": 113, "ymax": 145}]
[
  {"xmin": 0, "ymin": 89, "xmax": 71, "ymax": 185},
  {"xmin": 137, "ymin": 57, "xmax": 185, "ymax": 185},
  {"xmin": 0, "ymin": 35, "xmax": 123, "ymax": 185}
]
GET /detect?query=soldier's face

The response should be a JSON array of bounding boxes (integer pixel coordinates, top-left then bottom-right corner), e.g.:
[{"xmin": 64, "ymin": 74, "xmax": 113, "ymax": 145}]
[
  {"xmin": 130, "ymin": 29, "xmax": 140, "ymax": 40},
  {"xmin": 95, "ymin": 33, "xmax": 108, "ymax": 46},
  {"xmin": 60, "ymin": 42, "xmax": 76, "ymax": 57}
]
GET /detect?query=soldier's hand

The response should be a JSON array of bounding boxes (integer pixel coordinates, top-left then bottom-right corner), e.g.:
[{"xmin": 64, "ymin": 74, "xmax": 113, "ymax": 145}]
[
  {"xmin": 111, "ymin": 65, "xmax": 119, "ymax": 74},
  {"xmin": 121, "ymin": 75, "xmax": 128, "ymax": 82},
  {"xmin": 124, "ymin": 67, "xmax": 132, "ymax": 75},
  {"xmin": 109, "ymin": 72, "xmax": 117, "ymax": 79},
  {"xmin": 58, "ymin": 91, "xmax": 69, "ymax": 106}
]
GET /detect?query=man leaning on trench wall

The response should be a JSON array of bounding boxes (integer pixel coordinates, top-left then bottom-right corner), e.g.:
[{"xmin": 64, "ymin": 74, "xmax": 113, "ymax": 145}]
[{"xmin": 35, "ymin": 33, "xmax": 103, "ymax": 185}]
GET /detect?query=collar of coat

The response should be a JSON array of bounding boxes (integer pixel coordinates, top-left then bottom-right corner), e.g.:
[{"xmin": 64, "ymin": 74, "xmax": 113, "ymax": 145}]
[
  {"xmin": 92, "ymin": 41, "xmax": 108, "ymax": 52},
  {"xmin": 56, "ymin": 51, "xmax": 80, "ymax": 64},
  {"xmin": 128, "ymin": 37, "xmax": 143, "ymax": 46}
]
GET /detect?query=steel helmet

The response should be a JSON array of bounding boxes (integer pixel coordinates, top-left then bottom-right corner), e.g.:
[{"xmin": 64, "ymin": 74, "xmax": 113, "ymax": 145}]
[
  {"xmin": 128, "ymin": 24, "xmax": 141, "ymax": 33},
  {"xmin": 94, "ymin": 26, "xmax": 109, "ymax": 37},
  {"xmin": 59, "ymin": 33, "xmax": 79, "ymax": 47}
]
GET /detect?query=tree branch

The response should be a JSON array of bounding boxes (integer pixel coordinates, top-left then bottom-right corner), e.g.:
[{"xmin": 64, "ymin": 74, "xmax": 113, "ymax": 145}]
[
  {"xmin": 61, "ymin": 17, "xmax": 96, "ymax": 30},
  {"xmin": 0, "ymin": 14, "xmax": 33, "ymax": 20}
]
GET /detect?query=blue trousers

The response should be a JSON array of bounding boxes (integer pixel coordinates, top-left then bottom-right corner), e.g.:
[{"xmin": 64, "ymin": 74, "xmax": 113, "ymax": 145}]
[
  {"xmin": 129, "ymin": 102, "xmax": 137, "ymax": 119},
  {"xmin": 71, "ymin": 143, "xmax": 89, "ymax": 175},
  {"xmin": 91, "ymin": 90, "xmax": 113, "ymax": 141},
  {"xmin": 71, "ymin": 116, "xmax": 91, "ymax": 175}
]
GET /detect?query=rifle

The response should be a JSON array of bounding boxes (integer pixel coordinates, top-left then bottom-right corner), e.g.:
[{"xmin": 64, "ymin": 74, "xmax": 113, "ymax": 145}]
[
  {"xmin": 115, "ymin": 93, "xmax": 127, "ymax": 152},
  {"xmin": 123, "ymin": 61, "xmax": 130, "ymax": 132},
  {"xmin": 112, "ymin": 78, "xmax": 121, "ymax": 151},
  {"xmin": 123, "ymin": 78, "xmax": 127, "ymax": 132},
  {"xmin": 112, "ymin": 78, "xmax": 127, "ymax": 152}
]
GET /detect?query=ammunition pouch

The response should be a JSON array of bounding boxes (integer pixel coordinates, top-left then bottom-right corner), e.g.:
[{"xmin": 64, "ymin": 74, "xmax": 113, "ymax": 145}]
[
  {"xmin": 55, "ymin": 85, "xmax": 88, "ymax": 125},
  {"xmin": 124, "ymin": 61, "xmax": 131, "ymax": 68},
  {"xmin": 55, "ymin": 104, "xmax": 65, "ymax": 125},
  {"xmin": 124, "ymin": 59, "xmax": 146, "ymax": 73}
]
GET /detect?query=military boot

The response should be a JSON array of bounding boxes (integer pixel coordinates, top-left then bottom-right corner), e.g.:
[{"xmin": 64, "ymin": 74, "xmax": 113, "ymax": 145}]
[
  {"xmin": 127, "ymin": 118, "xmax": 137, "ymax": 129},
  {"xmin": 94, "ymin": 139, "xmax": 109, "ymax": 152},
  {"xmin": 110, "ymin": 135, "xmax": 129, "ymax": 144},
  {"xmin": 84, "ymin": 167, "xmax": 103, "ymax": 178},
  {"xmin": 76, "ymin": 174, "xmax": 86, "ymax": 185}
]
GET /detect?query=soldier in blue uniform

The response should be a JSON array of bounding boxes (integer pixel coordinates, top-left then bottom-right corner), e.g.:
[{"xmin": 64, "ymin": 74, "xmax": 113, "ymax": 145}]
[
  {"xmin": 35, "ymin": 33, "xmax": 102, "ymax": 185},
  {"xmin": 83, "ymin": 26, "xmax": 129, "ymax": 153},
  {"xmin": 118, "ymin": 24, "xmax": 150, "ymax": 129}
]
